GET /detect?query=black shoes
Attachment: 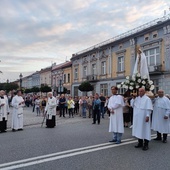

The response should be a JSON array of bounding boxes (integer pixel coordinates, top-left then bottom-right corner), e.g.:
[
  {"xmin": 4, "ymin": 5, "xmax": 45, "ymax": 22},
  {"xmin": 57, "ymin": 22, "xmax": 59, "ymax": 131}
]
[
  {"xmin": 142, "ymin": 146, "xmax": 149, "ymax": 151},
  {"xmin": 163, "ymin": 139, "xmax": 167, "ymax": 143},
  {"xmin": 154, "ymin": 137, "xmax": 162, "ymax": 141},
  {"xmin": 18, "ymin": 129, "xmax": 23, "ymax": 131},
  {"xmin": 135, "ymin": 144, "xmax": 143, "ymax": 148},
  {"xmin": 109, "ymin": 139, "xmax": 117, "ymax": 142}
]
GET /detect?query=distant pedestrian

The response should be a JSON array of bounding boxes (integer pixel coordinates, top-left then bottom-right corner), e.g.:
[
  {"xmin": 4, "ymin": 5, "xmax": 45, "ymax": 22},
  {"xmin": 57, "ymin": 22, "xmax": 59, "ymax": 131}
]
[
  {"xmin": 11, "ymin": 90, "xmax": 25, "ymax": 131},
  {"xmin": 92, "ymin": 93, "xmax": 101, "ymax": 124},
  {"xmin": 35, "ymin": 96, "xmax": 41, "ymax": 116},
  {"xmin": 67, "ymin": 96, "xmax": 75, "ymax": 118},
  {"xmin": 41, "ymin": 96, "xmax": 47, "ymax": 116},
  {"xmin": 81, "ymin": 96, "xmax": 88, "ymax": 118},
  {"xmin": 100, "ymin": 93, "xmax": 106, "ymax": 118},
  {"xmin": 59, "ymin": 94, "xmax": 66, "ymax": 118}
]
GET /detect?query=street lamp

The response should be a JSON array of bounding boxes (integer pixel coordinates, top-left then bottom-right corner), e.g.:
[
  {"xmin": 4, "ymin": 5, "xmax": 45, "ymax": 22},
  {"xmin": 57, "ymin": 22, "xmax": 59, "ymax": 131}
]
[{"xmin": 19, "ymin": 73, "xmax": 23, "ymax": 89}]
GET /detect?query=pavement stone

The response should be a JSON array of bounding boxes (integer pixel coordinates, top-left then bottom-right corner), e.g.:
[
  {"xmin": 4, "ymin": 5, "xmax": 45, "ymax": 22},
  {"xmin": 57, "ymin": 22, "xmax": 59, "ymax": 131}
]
[{"xmin": 7, "ymin": 106, "xmax": 90, "ymax": 129}]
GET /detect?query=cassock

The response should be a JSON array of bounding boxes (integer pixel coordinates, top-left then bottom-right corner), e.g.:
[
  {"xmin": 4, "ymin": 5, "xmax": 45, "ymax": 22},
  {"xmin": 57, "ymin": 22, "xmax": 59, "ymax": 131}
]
[
  {"xmin": 45, "ymin": 97, "xmax": 57, "ymax": 128},
  {"xmin": 0, "ymin": 95, "xmax": 9, "ymax": 132},
  {"xmin": 152, "ymin": 96, "xmax": 170, "ymax": 133},
  {"xmin": 108, "ymin": 95, "xmax": 125, "ymax": 133},
  {"xmin": 132, "ymin": 95, "xmax": 153, "ymax": 140},
  {"xmin": 11, "ymin": 95, "xmax": 25, "ymax": 130}
]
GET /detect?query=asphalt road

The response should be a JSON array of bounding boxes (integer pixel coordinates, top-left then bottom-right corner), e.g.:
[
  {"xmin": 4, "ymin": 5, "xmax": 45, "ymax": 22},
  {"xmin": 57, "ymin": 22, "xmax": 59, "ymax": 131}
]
[{"xmin": 1, "ymin": 113, "xmax": 170, "ymax": 170}]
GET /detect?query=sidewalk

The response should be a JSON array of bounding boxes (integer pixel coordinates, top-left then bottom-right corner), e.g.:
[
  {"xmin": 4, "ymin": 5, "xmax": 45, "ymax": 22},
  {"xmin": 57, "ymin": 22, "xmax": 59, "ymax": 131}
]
[{"xmin": 7, "ymin": 106, "xmax": 89, "ymax": 129}]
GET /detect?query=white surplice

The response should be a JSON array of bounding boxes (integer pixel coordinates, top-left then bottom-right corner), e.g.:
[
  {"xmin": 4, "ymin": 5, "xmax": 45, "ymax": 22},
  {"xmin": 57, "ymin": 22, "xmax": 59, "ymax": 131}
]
[
  {"xmin": 151, "ymin": 96, "xmax": 170, "ymax": 133},
  {"xmin": 45, "ymin": 97, "xmax": 57, "ymax": 120},
  {"xmin": 0, "ymin": 96, "xmax": 9, "ymax": 121},
  {"xmin": 108, "ymin": 95, "xmax": 125, "ymax": 133},
  {"xmin": 11, "ymin": 95, "xmax": 25, "ymax": 130},
  {"xmin": 132, "ymin": 95, "xmax": 153, "ymax": 140}
]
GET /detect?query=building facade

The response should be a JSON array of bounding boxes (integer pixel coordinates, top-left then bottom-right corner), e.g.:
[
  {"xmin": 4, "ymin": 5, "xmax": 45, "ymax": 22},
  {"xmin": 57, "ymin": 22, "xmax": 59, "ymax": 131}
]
[
  {"xmin": 39, "ymin": 66, "xmax": 52, "ymax": 87},
  {"xmin": 71, "ymin": 16, "xmax": 170, "ymax": 96},
  {"xmin": 51, "ymin": 61, "xmax": 72, "ymax": 96}
]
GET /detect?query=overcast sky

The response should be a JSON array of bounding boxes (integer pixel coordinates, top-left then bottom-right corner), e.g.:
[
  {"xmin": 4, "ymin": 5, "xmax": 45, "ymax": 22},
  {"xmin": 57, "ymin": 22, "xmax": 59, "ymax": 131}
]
[{"xmin": 0, "ymin": 0, "xmax": 169, "ymax": 82}]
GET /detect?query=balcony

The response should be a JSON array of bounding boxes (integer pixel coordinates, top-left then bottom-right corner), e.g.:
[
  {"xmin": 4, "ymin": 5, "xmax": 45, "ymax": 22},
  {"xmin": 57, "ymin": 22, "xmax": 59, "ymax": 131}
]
[
  {"xmin": 148, "ymin": 65, "xmax": 162, "ymax": 72},
  {"xmin": 86, "ymin": 74, "xmax": 98, "ymax": 82},
  {"xmin": 148, "ymin": 65, "xmax": 162, "ymax": 74}
]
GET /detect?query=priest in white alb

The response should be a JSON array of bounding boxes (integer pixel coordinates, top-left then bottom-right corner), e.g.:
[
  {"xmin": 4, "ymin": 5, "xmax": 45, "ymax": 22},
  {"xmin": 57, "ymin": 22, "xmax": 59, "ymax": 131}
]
[
  {"xmin": 0, "ymin": 90, "xmax": 10, "ymax": 132},
  {"xmin": 11, "ymin": 90, "xmax": 25, "ymax": 131},
  {"xmin": 151, "ymin": 89, "xmax": 170, "ymax": 143},
  {"xmin": 132, "ymin": 88, "xmax": 153, "ymax": 151},
  {"xmin": 108, "ymin": 86, "xmax": 125, "ymax": 144},
  {"xmin": 45, "ymin": 92, "xmax": 57, "ymax": 128}
]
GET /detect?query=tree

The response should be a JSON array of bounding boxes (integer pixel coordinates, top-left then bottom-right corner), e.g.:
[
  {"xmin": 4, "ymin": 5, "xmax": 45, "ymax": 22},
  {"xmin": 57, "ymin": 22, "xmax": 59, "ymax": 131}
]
[
  {"xmin": 1, "ymin": 82, "xmax": 19, "ymax": 93},
  {"xmin": 31, "ymin": 86, "xmax": 40, "ymax": 93},
  {"xmin": 78, "ymin": 81, "xmax": 94, "ymax": 93},
  {"xmin": 40, "ymin": 85, "xmax": 51, "ymax": 94},
  {"xmin": 24, "ymin": 88, "xmax": 32, "ymax": 94}
]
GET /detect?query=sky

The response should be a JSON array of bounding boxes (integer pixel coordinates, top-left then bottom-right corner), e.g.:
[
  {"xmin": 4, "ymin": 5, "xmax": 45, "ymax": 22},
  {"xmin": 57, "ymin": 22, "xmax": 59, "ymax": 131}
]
[{"xmin": 0, "ymin": 0, "xmax": 169, "ymax": 82}]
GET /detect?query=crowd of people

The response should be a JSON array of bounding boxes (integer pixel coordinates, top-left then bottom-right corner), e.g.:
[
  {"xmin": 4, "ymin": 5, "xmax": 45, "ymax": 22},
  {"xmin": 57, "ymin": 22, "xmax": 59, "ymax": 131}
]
[{"xmin": 0, "ymin": 87, "xmax": 170, "ymax": 152}]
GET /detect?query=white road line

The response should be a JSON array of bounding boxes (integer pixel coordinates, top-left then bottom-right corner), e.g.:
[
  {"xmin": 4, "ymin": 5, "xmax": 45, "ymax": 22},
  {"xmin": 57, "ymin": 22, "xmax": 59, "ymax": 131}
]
[
  {"xmin": 0, "ymin": 135, "xmax": 158, "ymax": 170},
  {"xmin": 0, "ymin": 137, "xmax": 136, "ymax": 168}
]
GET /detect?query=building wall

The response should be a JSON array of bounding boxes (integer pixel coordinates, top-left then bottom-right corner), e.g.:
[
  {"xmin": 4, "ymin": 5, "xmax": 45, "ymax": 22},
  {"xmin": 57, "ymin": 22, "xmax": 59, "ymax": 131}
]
[
  {"xmin": 71, "ymin": 19, "xmax": 170, "ymax": 96},
  {"xmin": 63, "ymin": 66, "xmax": 72, "ymax": 94},
  {"xmin": 40, "ymin": 70, "xmax": 51, "ymax": 87}
]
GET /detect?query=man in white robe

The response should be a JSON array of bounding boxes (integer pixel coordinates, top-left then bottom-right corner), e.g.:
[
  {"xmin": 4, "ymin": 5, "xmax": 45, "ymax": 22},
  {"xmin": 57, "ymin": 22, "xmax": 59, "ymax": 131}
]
[
  {"xmin": 11, "ymin": 90, "xmax": 25, "ymax": 131},
  {"xmin": 133, "ymin": 48, "xmax": 149, "ymax": 80},
  {"xmin": 45, "ymin": 92, "xmax": 57, "ymax": 128},
  {"xmin": 132, "ymin": 88, "xmax": 153, "ymax": 150},
  {"xmin": 0, "ymin": 90, "xmax": 10, "ymax": 132},
  {"xmin": 108, "ymin": 86, "xmax": 125, "ymax": 144},
  {"xmin": 151, "ymin": 89, "xmax": 170, "ymax": 143}
]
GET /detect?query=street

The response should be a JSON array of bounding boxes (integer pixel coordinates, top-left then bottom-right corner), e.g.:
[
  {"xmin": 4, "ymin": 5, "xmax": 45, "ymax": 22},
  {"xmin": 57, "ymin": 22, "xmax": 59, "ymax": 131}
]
[{"xmin": 0, "ymin": 107, "xmax": 170, "ymax": 170}]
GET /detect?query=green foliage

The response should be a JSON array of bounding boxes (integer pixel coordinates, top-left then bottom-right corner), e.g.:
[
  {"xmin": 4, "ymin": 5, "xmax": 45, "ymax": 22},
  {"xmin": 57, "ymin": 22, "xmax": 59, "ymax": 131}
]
[
  {"xmin": 31, "ymin": 86, "xmax": 40, "ymax": 93},
  {"xmin": 24, "ymin": 88, "xmax": 32, "ymax": 94},
  {"xmin": 40, "ymin": 85, "xmax": 51, "ymax": 93},
  {"xmin": 78, "ymin": 81, "xmax": 94, "ymax": 92},
  {"xmin": 0, "ymin": 82, "xmax": 19, "ymax": 93}
]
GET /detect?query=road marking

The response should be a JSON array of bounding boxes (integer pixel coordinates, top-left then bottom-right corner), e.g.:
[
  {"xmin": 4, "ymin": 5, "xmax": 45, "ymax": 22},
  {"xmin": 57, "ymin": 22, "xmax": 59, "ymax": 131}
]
[{"xmin": 0, "ymin": 134, "xmax": 158, "ymax": 170}]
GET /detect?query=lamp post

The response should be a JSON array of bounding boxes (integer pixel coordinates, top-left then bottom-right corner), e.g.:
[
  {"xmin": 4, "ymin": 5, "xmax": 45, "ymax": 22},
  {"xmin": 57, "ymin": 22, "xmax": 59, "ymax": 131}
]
[{"xmin": 19, "ymin": 73, "xmax": 23, "ymax": 89}]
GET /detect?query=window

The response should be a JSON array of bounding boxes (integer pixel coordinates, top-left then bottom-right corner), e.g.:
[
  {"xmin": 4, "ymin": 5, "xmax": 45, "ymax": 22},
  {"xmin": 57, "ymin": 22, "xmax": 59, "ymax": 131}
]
[
  {"xmin": 64, "ymin": 74, "xmax": 66, "ymax": 83},
  {"xmin": 117, "ymin": 56, "xmax": 124, "ymax": 72},
  {"xmin": 145, "ymin": 37, "xmax": 149, "ymax": 41},
  {"xmin": 68, "ymin": 73, "xmax": 70, "ymax": 83},
  {"xmin": 100, "ymin": 84, "xmax": 108, "ymax": 96},
  {"xmin": 101, "ymin": 61, "xmax": 106, "ymax": 74},
  {"xmin": 153, "ymin": 34, "xmax": 157, "ymax": 38},
  {"xmin": 74, "ymin": 68, "xmax": 78, "ymax": 79},
  {"xmin": 92, "ymin": 64, "xmax": 96, "ymax": 75},
  {"xmin": 152, "ymin": 79, "xmax": 159, "ymax": 94},
  {"xmin": 144, "ymin": 47, "xmax": 160, "ymax": 66},
  {"xmin": 83, "ymin": 66, "xmax": 87, "ymax": 77}
]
